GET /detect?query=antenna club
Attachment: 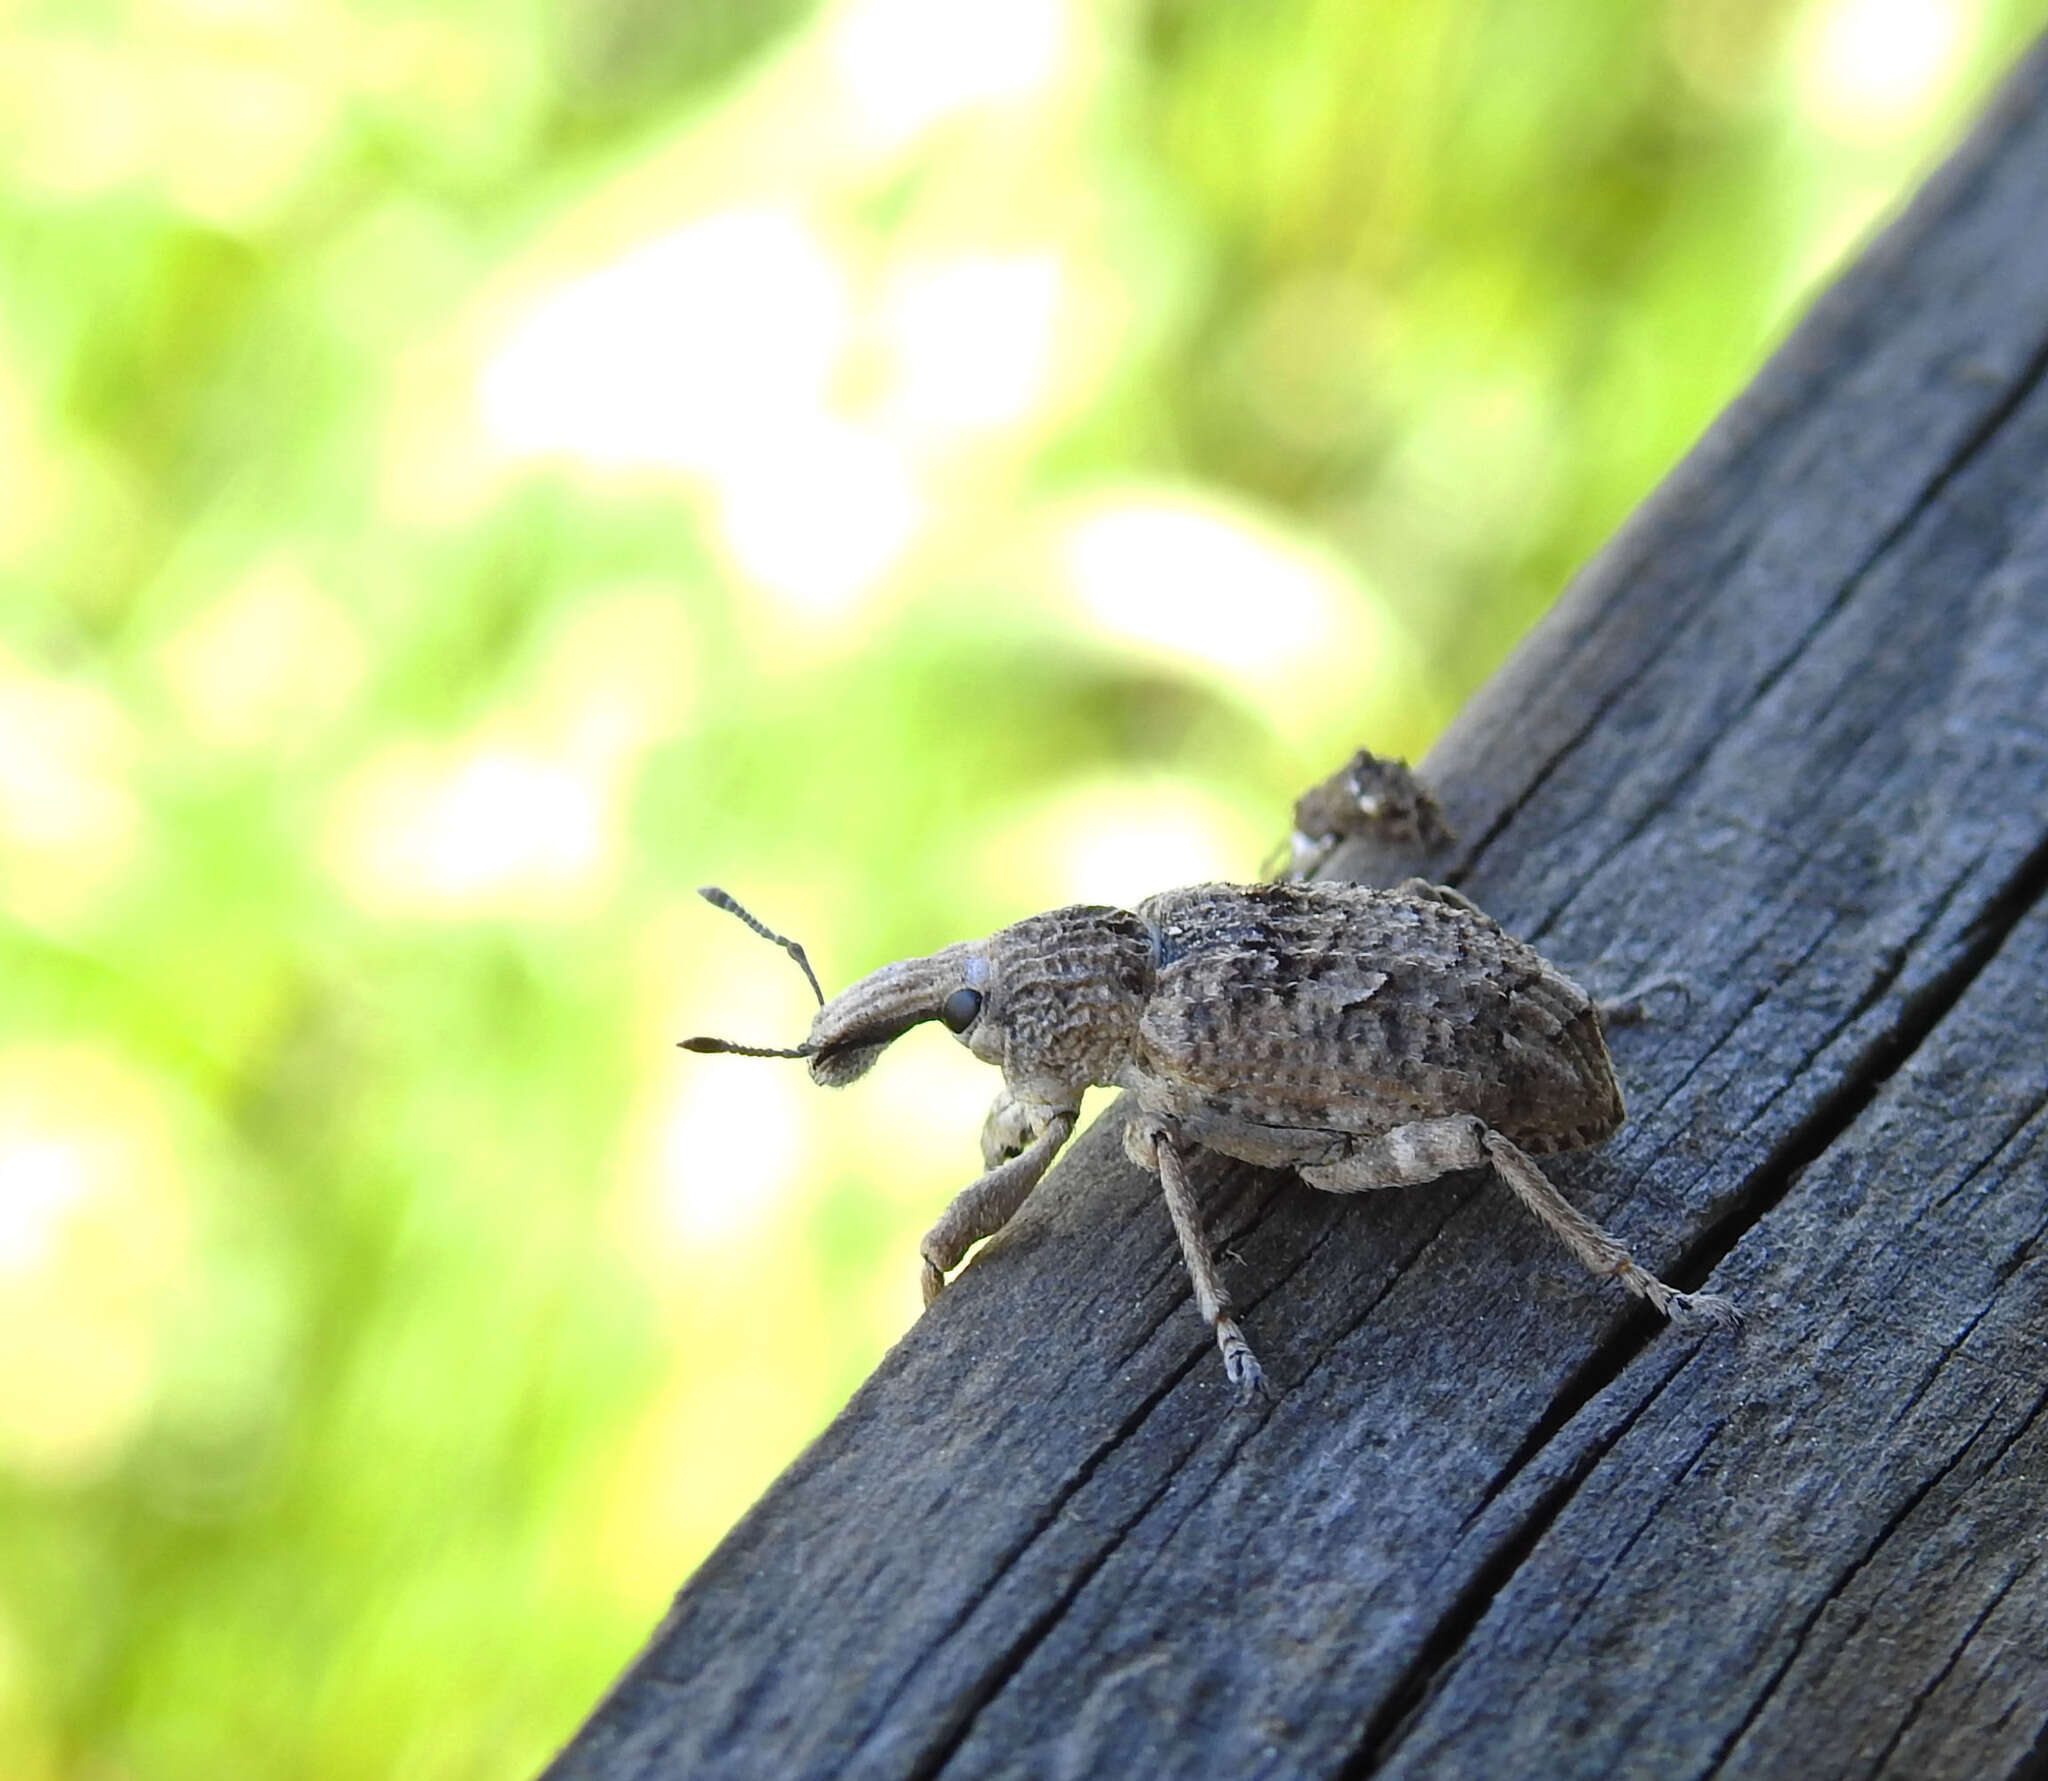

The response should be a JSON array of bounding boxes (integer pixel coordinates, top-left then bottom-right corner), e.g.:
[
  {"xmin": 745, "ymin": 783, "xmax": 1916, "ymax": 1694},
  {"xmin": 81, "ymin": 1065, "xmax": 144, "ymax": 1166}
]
[{"xmin": 678, "ymin": 1036, "xmax": 813, "ymax": 1059}]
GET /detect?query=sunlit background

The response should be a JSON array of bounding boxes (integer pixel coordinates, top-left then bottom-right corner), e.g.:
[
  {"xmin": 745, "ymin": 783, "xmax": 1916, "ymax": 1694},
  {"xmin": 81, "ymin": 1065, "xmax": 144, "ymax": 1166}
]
[{"xmin": 0, "ymin": 0, "xmax": 2039, "ymax": 1774}]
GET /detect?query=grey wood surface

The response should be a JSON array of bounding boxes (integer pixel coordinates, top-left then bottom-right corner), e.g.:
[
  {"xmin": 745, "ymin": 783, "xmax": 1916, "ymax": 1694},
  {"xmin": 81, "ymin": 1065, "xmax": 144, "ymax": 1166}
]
[{"xmin": 545, "ymin": 37, "xmax": 2048, "ymax": 1781}]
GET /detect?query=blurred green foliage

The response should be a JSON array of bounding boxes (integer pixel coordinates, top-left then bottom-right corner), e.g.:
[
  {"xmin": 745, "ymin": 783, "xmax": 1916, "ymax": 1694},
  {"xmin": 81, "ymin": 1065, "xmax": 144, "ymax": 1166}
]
[{"xmin": 0, "ymin": 0, "xmax": 2039, "ymax": 1775}]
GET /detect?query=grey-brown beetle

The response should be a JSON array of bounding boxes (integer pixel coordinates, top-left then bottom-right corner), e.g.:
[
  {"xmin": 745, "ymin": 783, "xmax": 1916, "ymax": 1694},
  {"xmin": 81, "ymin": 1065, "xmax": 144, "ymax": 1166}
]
[
  {"xmin": 1283, "ymin": 747, "xmax": 1455, "ymax": 881},
  {"xmin": 683, "ymin": 877, "xmax": 1739, "ymax": 1400}
]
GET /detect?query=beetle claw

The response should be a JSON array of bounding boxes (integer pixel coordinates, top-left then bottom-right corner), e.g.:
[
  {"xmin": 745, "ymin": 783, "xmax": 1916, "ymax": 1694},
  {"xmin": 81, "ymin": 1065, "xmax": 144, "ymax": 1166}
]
[{"xmin": 1219, "ymin": 1319, "xmax": 1269, "ymax": 1404}]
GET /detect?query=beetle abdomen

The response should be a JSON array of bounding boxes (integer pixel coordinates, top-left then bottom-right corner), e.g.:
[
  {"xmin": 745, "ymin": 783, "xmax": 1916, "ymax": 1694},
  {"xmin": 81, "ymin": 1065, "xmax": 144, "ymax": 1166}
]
[{"xmin": 1134, "ymin": 882, "xmax": 1623, "ymax": 1155}]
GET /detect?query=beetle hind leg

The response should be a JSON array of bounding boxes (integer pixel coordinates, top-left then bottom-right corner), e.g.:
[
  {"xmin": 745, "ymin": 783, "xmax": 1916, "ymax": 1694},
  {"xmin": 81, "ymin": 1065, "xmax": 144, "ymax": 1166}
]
[
  {"xmin": 1127, "ymin": 1117, "xmax": 1269, "ymax": 1404},
  {"xmin": 1478, "ymin": 1128, "xmax": 1741, "ymax": 1330},
  {"xmin": 1301, "ymin": 1116, "xmax": 1740, "ymax": 1331}
]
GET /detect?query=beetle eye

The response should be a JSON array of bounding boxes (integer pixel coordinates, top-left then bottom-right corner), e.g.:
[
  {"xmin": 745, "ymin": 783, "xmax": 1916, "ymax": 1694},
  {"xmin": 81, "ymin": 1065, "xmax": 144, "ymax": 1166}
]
[{"xmin": 939, "ymin": 987, "xmax": 983, "ymax": 1033}]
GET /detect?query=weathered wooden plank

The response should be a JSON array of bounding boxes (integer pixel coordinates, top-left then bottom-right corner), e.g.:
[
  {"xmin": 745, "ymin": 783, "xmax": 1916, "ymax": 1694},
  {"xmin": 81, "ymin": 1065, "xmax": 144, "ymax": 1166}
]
[{"xmin": 546, "ymin": 34, "xmax": 2048, "ymax": 1781}]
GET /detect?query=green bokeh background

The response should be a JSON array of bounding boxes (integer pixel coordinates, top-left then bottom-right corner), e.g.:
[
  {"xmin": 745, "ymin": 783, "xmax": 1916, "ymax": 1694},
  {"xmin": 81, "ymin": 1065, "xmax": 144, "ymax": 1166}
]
[{"xmin": 1, "ymin": 1, "xmax": 2039, "ymax": 1775}]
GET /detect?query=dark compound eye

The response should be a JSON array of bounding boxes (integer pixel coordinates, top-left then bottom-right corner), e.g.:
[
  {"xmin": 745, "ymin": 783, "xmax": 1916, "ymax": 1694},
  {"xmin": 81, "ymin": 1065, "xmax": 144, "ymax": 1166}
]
[{"xmin": 939, "ymin": 987, "xmax": 983, "ymax": 1033}]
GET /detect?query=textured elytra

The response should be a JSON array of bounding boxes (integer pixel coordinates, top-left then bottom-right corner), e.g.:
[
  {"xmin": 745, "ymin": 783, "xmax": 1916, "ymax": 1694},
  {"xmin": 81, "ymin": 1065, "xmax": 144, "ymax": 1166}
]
[{"xmin": 1130, "ymin": 883, "xmax": 1622, "ymax": 1163}]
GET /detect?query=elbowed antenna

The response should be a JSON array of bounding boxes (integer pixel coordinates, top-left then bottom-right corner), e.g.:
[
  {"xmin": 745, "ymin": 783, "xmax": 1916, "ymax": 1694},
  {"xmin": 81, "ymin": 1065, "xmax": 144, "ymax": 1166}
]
[
  {"xmin": 678, "ymin": 886, "xmax": 827, "ymax": 1059},
  {"xmin": 698, "ymin": 886, "xmax": 825, "ymax": 1006}
]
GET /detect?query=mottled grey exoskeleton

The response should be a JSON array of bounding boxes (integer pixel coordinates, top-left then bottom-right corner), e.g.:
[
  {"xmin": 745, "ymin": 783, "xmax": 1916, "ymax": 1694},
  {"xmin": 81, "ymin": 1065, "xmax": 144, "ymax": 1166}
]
[
  {"xmin": 1284, "ymin": 748, "xmax": 1455, "ymax": 881},
  {"xmin": 683, "ymin": 875, "xmax": 1739, "ymax": 1402}
]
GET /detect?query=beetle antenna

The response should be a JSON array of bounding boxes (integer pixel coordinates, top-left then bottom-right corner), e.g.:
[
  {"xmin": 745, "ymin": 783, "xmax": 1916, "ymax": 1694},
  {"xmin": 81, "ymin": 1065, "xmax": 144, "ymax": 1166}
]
[
  {"xmin": 677, "ymin": 1035, "xmax": 814, "ymax": 1058},
  {"xmin": 697, "ymin": 885, "xmax": 825, "ymax": 1007}
]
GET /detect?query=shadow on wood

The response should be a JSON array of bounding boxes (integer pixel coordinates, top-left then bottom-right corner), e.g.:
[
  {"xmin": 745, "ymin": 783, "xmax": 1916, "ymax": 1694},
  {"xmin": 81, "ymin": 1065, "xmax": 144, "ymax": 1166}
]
[{"xmin": 546, "ymin": 36, "xmax": 2048, "ymax": 1781}]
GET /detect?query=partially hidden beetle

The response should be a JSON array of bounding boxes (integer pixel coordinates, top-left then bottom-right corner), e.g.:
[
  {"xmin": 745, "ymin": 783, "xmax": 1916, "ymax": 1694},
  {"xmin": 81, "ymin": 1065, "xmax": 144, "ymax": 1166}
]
[
  {"xmin": 682, "ymin": 857, "xmax": 1739, "ymax": 1401},
  {"xmin": 1283, "ymin": 747, "xmax": 1456, "ymax": 882}
]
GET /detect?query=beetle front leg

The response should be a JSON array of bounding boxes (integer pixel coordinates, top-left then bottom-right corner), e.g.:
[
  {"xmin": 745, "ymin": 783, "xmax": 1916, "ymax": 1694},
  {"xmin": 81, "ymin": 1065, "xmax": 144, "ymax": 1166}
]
[
  {"xmin": 1300, "ymin": 1116, "xmax": 1740, "ymax": 1330},
  {"xmin": 979, "ymin": 1084, "xmax": 1039, "ymax": 1168},
  {"xmin": 1126, "ymin": 1117, "xmax": 1268, "ymax": 1403},
  {"xmin": 919, "ymin": 1108, "xmax": 1077, "ymax": 1306}
]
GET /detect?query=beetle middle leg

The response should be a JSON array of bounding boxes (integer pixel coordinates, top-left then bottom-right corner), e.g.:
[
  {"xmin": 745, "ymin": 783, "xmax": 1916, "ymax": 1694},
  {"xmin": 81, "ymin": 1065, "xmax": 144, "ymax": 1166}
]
[
  {"xmin": 1126, "ymin": 1116, "xmax": 1268, "ymax": 1403},
  {"xmin": 1300, "ymin": 1116, "xmax": 1740, "ymax": 1330},
  {"xmin": 919, "ymin": 1108, "xmax": 1077, "ymax": 1306}
]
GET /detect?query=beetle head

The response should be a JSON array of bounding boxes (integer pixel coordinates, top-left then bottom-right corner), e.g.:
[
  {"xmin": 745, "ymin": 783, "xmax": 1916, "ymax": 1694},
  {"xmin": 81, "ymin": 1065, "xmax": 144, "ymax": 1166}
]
[
  {"xmin": 798, "ymin": 904, "xmax": 1158, "ymax": 1097},
  {"xmin": 939, "ymin": 905, "xmax": 1157, "ymax": 1099},
  {"xmin": 1290, "ymin": 748, "xmax": 1454, "ymax": 877},
  {"xmin": 682, "ymin": 892, "xmax": 1157, "ymax": 1100}
]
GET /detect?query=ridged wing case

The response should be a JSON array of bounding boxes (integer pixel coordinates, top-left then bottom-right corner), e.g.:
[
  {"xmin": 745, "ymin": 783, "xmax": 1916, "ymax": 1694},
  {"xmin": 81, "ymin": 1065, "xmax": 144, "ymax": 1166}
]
[{"xmin": 1130, "ymin": 882, "xmax": 1623, "ymax": 1159}]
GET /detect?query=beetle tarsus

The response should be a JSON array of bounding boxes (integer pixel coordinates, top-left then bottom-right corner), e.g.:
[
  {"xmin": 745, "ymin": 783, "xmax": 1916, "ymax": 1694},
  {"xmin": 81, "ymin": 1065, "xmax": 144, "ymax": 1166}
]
[
  {"xmin": 1661, "ymin": 1287, "xmax": 1744, "ymax": 1332},
  {"xmin": 1220, "ymin": 1322, "xmax": 1269, "ymax": 1404},
  {"xmin": 1138, "ymin": 1117, "xmax": 1269, "ymax": 1404}
]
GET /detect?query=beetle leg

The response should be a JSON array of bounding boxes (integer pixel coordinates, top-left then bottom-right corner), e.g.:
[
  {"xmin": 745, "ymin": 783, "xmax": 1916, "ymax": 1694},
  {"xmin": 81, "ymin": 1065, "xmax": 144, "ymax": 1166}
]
[
  {"xmin": 918, "ymin": 1108, "xmax": 1077, "ymax": 1306},
  {"xmin": 1128, "ymin": 1117, "xmax": 1269, "ymax": 1403},
  {"xmin": 1300, "ymin": 1116, "xmax": 1740, "ymax": 1331},
  {"xmin": 1595, "ymin": 971, "xmax": 1693, "ymax": 1027},
  {"xmin": 979, "ymin": 1085, "xmax": 1039, "ymax": 1168},
  {"xmin": 1392, "ymin": 877, "xmax": 1484, "ymax": 916}
]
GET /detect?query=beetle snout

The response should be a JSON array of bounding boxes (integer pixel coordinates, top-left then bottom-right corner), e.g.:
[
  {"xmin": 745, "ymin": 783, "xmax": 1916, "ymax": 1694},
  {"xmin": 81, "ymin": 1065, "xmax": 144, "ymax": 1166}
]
[
  {"xmin": 807, "ymin": 1020, "xmax": 919, "ymax": 1087},
  {"xmin": 802, "ymin": 947, "xmax": 981, "ymax": 1087}
]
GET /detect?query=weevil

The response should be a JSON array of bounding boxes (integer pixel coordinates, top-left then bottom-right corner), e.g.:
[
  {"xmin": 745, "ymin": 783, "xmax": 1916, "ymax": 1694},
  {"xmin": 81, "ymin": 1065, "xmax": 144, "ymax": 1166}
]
[
  {"xmin": 682, "ymin": 867, "xmax": 1739, "ymax": 1401},
  {"xmin": 1283, "ymin": 747, "xmax": 1454, "ymax": 881}
]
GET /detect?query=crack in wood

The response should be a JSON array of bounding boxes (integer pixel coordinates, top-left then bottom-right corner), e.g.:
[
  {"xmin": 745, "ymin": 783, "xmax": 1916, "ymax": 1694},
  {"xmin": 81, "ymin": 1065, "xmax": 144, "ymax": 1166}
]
[
  {"xmin": 1699, "ymin": 1393, "xmax": 2013, "ymax": 1780},
  {"xmin": 835, "ymin": 1343, "xmax": 1222, "ymax": 1774},
  {"xmin": 1336, "ymin": 1362, "xmax": 1695, "ymax": 1779},
  {"xmin": 1669, "ymin": 827, "xmax": 2048, "ymax": 1320},
  {"xmin": 1869, "ymin": 1557, "xmax": 2031, "ymax": 1777},
  {"xmin": 902, "ymin": 1446, "xmax": 1206, "ymax": 1781},
  {"xmin": 1455, "ymin": 283, "xmax": 2048, "ymax": 926}
]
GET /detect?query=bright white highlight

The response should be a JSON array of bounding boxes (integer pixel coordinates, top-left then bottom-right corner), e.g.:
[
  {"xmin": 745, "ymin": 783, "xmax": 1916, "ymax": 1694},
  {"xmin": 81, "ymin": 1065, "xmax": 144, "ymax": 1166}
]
[
  {"xmin": 329, "ymin": 591, "xmax": 694, "ymax": 918},
  {"xmin": 658, "ymin": 1067, "xmax": 813, "ymax": 1247},
  {"xmin": 0, "ymin": 1139, "xmax": 90, "ymax": 1277},
  {"xmin": 972, "ymin": 778, "xmax": 1260, "ymax": 914},
  {"xmin": 1802, "ymin": 0, "xmax": 1966, "ymax": 135},
  {"xmin": 407, "ymin": 753, "xmax": 600, "ymax": 899},
  {"xmin": 1063, "ymin": 813, "xmax": 1243, "ymax": 910},
  {"xmin": 713, "ymin": 419, "xmax": 925, "ymax": 614},
  {"xmin": 0, "ymin": 1048, "xmax": 190, "ymax": 1484},
  {"xmin": 882, "ymin": 255, "xmax": 1063, "ymax": 440},
  {"xmin": 334, "ymin": 747, "xmax": 606, "ymax": 913},
  {"xmin": 480, "ymin": 208, "xmax": 945, "ymax": 610},
  {"xmin": 833, "ymin": 0, "xmax": 1065, "ymax": 146},
  {"xmin": 1056, "ymin": 492, "xmax": 1424, "ymax": 751},
  {"xmin": 481, "ymin": 209, "xmax": 849, "ymax": 474},
  {"xmin": 1065, "ymin": 502, "xmax": 1342, "ymax": 674}
]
